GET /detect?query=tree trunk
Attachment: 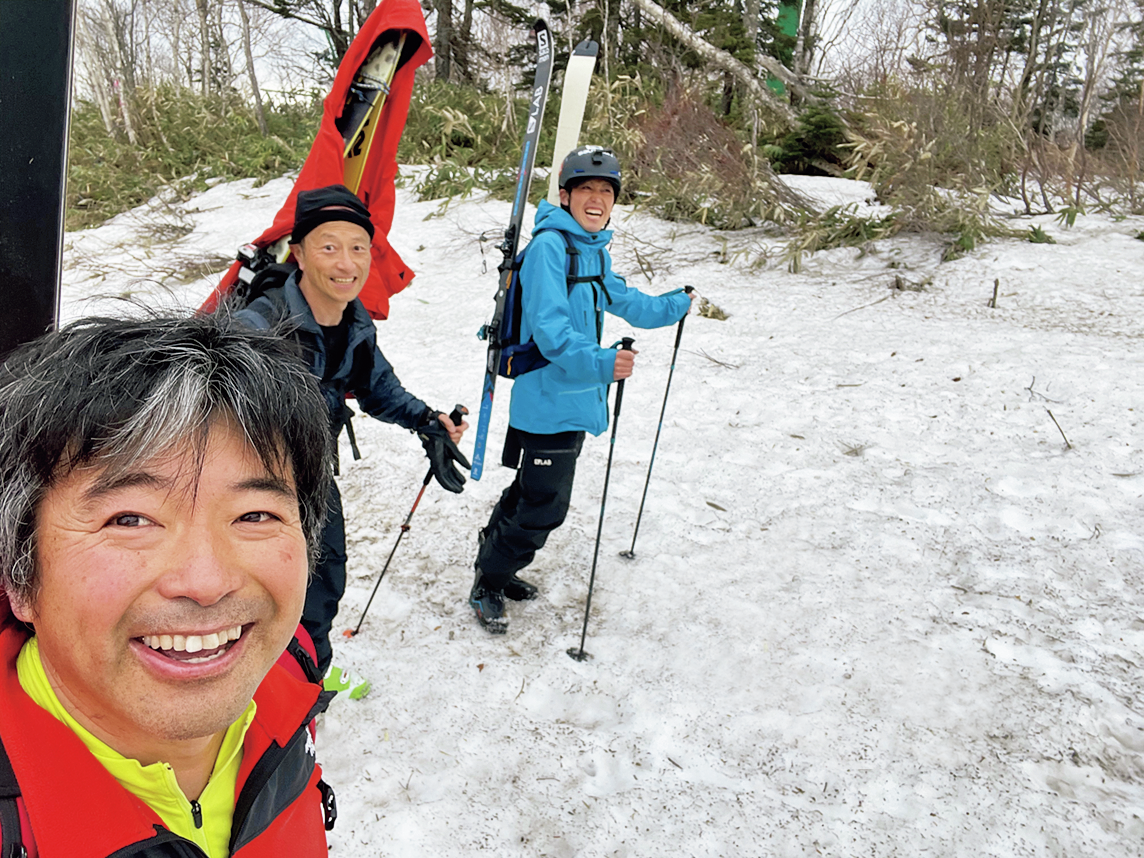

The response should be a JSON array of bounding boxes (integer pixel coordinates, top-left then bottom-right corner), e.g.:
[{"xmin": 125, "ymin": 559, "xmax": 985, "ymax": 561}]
[
  {"xmin": 109, "ymin": 0, "xmax": 137, "ymax": 93},
  {"xmin": 1013, "ymin": 0, "xmax": 1050, "ymax": 125},
  {"xmin": 1033, "ymin": 0, "xmax": 1074, "ymax": 137},
  {"xmin": 435, "ymin": 0, "xmax": 453, "ymax": 81},
  {"xmin": 77, "ymin": 23, "xmax": 118, "ymax": 136},
  {"xmin": 195, "ymin": 0, "xmax": 212, "ymax": 94},
  {"xmin": 213, "ymin": 0, "xmax": 236, "ymax": 90},
  {"xmin": 631, "ymin": 3, "xmax": 642, "ymax": 66},
  {"xmin": 141, "ymin": 0, "xmax": 156, "ymax": 87},
  {"xmin": 238, "ymin": 0, "xmax": 268, "ymax": 135},
  {"xmin": 91, "ymin": 71, "xmax": 118, "ymax": 136},
  {"xmin": 1070, "ymin": 0, "xmax": 1119, "ymax": 204},
  {"xmin": 455, "ymin": 0, "xmax": 474, "ymax": 83},
  {"xmin": 796, "ymin": 0, "xmax": 817, "ymax": 76},
  {"xmin": 743, "ymin": 0, "xmax": 760, "ymax": 43},
  {"xmin": 99, "ymin": 0, "xmax": 138, "ymax": 144},
  {"xmin": 600, "ymin": 0, "xmax": 620, "ymax": 76},
  {"xmin": 167, "ymin": 0, "xmax": 191, "ymax": 88},
  {"xmin": 627, "ymin": 0, "xmax": 798, "ymax": 123}
]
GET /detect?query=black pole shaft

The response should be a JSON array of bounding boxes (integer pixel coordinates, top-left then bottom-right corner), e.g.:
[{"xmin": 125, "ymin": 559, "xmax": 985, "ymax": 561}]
[
  {"xmin": 622, "ymin": 294, "xmax": 690, "ymax": 558},
  {"xmin": 570, "ymin": 338, "xmax": 634, "ymax": 661},
  {"xmin": 348, "ymin": 405, "xmax": 467, "ymax": 637},
  {"xmin": 0, "ymin": 0, "xmax": 75, "ymax": 360},
  {"xmin": 349, "ymin": 471, "xmax": 431, "ymax": 637}
]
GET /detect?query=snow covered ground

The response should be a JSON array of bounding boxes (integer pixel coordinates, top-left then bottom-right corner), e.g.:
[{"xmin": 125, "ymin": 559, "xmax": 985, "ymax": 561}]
[{"xmin": 63, "ymin": 174, "xmax": 1144, "ymax": 856}]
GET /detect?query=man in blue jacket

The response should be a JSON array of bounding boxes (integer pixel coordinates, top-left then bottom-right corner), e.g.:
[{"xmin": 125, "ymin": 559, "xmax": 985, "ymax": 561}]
[
  {"xmin": 471, "ymin": 146, "xmax": 694, "ymax": 634},
  {"xmin": 237, "ymin": 185, "xmax": 469, "ymax": 687}
]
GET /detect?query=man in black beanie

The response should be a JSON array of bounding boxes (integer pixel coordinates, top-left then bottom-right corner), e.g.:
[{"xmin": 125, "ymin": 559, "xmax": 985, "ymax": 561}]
[{"xmin": 236, "ymin": 184, "xmax": 469, "ymax": 696}]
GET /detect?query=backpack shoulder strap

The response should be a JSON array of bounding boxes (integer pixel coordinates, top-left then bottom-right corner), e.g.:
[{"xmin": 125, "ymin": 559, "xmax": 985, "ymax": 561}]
[
  {"xmin": 534, "ymin": 228, "xmax": 600, "ymax": 293},
  {"xmin": 285, "ymin": 635, "xmax": 323, "ymax": 686},
  {"xmin": 555, "ymin": 229, "xmax": 579, "ymax": 291},
  {"xmin": 0, "ymin": 735, "xmax": 25, "ymax": 858},
  {"xmin": 233, "ymin": 262, "xmax": 297, "ymax": 317},
  {"xmin": 552, "ymin": 230, "xmax": 612, "ymax": 308}
]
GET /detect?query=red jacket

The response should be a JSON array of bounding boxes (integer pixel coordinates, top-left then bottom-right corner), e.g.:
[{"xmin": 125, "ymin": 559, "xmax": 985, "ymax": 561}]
[
  {"xmin": 0, "ymin": 597, "xmax": 334, "ymax": 857},
  {"xmin": 200, "ymin": 0, "xmax": 433, "ymax": 321}
]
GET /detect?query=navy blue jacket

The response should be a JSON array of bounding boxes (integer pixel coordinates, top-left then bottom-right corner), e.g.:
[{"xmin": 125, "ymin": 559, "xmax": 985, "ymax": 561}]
[{"xmin": 236, "ymin": 273, "xmax": 429, "ymax": 442}]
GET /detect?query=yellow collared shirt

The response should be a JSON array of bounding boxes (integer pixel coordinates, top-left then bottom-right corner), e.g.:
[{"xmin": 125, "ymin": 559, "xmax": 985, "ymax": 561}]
[{"xmin": 17, "ymin": 637, "xmax": 255, "ymax": 858}]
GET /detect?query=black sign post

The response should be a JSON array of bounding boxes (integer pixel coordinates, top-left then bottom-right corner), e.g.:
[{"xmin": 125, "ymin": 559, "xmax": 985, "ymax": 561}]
[{"xmin": 0, "ymin": 0, "xmax": 76, "ymax": 359}]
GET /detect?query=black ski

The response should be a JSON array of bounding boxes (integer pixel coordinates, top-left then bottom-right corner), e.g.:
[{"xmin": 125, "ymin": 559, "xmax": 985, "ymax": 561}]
[
  {"xmin": 0, "ymin": 0, "xmax": 75, "ymax": 360},
  {"xmin": 471, "ymin": 19, "xmax": 553, "ymax": 480}
]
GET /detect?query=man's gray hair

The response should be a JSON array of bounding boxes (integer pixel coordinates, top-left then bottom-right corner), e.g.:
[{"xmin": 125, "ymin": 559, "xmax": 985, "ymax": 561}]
[{"xmin": 0, "ymin": 312, "xmax": 333, "ymax": 604}]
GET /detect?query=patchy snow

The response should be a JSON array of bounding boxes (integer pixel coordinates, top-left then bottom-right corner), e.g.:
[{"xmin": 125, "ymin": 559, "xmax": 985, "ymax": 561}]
[
  {"xmin": 62, "ymin": 174, "xmax": 1144, "ymax": 856},
  {"xmin": 784, "ymin": 173, "xmax": 888, "ymax": 216}
]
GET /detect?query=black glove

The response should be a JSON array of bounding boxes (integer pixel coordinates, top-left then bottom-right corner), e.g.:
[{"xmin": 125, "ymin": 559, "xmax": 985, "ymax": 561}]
[{"xmin": 417, "ymin": 414, "xmax": 471, "ymax": 493}]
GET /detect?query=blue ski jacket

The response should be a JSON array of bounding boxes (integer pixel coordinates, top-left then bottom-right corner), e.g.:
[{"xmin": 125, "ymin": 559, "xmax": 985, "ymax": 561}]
[
  {"xmin": 510, "ymin": 201, "xmax": 690, "ymax": 436},
  {"xmin": 237, "ymin": 273, "xmax": 430, "ymax": 443}
]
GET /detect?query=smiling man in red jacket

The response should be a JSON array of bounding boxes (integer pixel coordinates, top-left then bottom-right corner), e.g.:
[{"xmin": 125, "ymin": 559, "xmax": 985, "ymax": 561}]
[{"xmin": 0, "ymin": 314, "xmax": 337, "ymax": 857}]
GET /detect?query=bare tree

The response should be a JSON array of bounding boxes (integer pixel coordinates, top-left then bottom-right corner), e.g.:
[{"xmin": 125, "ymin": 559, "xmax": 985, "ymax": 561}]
[
  {"xmin": 743, "ymin": 0, "xmax": 761, "ymax": 44},
  {"xmin": 1068, "ymin": 0, "xmax": 1127, "ymax": 203},
  {"xmin": 237, "ymin": 0, "xmax": 269, "ymax": 134},
  {"xmin": 435, "ymin": 0, "xmax": 453, "ymax": 80},
  {"xmin": 809, "ymin": 0, "xmax": 877, "ymax": 80},
  {"xmin": 74, "ymin": 8, "xmax": 119, "ymax": 136},
  {"xmin": 455, "ymin": 0, "xmax": 475, "ymax": 83},
  {"xmin": 628, "ymin": 0, "xmax": 799, "ymax": 122},
  {"xmin": 98, "ymin": 0, "xmax": 139, "ymax": 143},
  {"xmin": 212, "ymin": 0, "xmax": 237, "ymax": 88},
  {"xmin": 244, "ymin": 0, "xmax": 356, "ymax": 63},
  {"xmin": 795, "ymin": 0, "xmax": 818, "ymax": 77}
]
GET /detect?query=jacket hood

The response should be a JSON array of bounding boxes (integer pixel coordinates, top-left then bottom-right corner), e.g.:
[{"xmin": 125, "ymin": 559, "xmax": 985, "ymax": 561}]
[{"xmin": 533, "ymin": 200, "xmax": 613, "ymax": 246}]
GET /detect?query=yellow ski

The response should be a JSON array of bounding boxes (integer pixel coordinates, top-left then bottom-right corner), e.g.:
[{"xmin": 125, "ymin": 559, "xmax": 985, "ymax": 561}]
[{"xmin": 342, "ymin": 32, "xmax": 407, "ymax": 194}]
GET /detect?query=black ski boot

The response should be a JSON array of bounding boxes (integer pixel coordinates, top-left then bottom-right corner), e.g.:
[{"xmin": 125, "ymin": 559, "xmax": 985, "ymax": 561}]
[
  {"xmin": 478, "ymin": 527, "xmax": 538, "ymax": 602},
  {"xmin": 470, "ymin": 567, "xmax": 508, "ymax": 634},
  {"xmin": 503, "ymin": 575, "xmax": 538, "ymax": 602}
]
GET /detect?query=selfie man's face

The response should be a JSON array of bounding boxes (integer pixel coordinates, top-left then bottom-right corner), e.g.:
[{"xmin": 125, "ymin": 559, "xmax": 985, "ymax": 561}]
[{"xmin": 15, "ymin": 424, "xmax": 308, "ymax": 753}]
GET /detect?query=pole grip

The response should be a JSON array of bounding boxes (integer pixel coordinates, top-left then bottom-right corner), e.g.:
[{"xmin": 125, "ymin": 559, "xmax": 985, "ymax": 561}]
[
  {"xmin": 673, "ymin": 288, "xmax": 692, "ymax": 348},
  {"xmin": 613, "ymin": 339, "xmax": 634, "ymax": 418}
]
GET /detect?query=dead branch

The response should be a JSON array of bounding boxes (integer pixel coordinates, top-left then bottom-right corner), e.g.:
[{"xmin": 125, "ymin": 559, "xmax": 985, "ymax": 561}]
[
  {"xmin": 628, "ymin": 0, "xmax": 798, "ymax": 125},
  {"xmin": 1046, "ymin": 409, "xmax": 1072, "ymax": 449}
]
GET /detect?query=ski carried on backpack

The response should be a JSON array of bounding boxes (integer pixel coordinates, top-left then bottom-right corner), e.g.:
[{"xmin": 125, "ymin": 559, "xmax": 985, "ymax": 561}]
[
  {"xmin": 342, "ymin": 32, "xmax": 407, "ymax": 196},
  {"xmin": 470, "ymin": 19, "xmax": 554, "ymax": 481},
  {"xmin": 546, "ymin": 38, "xmax": 599, "ymax": 205},
  {"xmin": 220, "ymin": 31, "xmax": 410, "ymax": 308},
  {"xmin": 222, "ymin": 30, "xmax": 411, "ymax": 307},
  {"xmin": 199, "ymin": 0, "xmax": 431, "ymax": 319}
]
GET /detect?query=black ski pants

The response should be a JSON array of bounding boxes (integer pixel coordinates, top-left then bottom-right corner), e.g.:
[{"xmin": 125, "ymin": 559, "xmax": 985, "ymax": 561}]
[
  {"xmin": 302, "ymin": 480, "xmax": 346, "ymax": 675},
  {"xmin": 476, "ymin": 429, "xmax": 585, "ymax": 590}
]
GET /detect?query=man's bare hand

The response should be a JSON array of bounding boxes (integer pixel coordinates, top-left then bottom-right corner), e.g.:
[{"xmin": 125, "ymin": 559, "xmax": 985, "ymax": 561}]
[
  {"xmin": 438, "ymin": 412, "xmax": 468, "ymax": 444},
  {"xmin": 613, "ymin": 348, "xmax": 638, "ymax": 381}
]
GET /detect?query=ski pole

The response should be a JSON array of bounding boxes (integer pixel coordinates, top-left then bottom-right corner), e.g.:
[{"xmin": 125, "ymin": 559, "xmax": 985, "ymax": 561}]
[
  {"xmin": 569, "ymin": 338, "xmax": 634, "ymax": 662},
  {"xmin": 620, "ymin": 286, "xmax": 693, "ymax": 560},
  {"xmin": 345, "ymin": 404, "xmax": 467, "ymax": 638}
]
